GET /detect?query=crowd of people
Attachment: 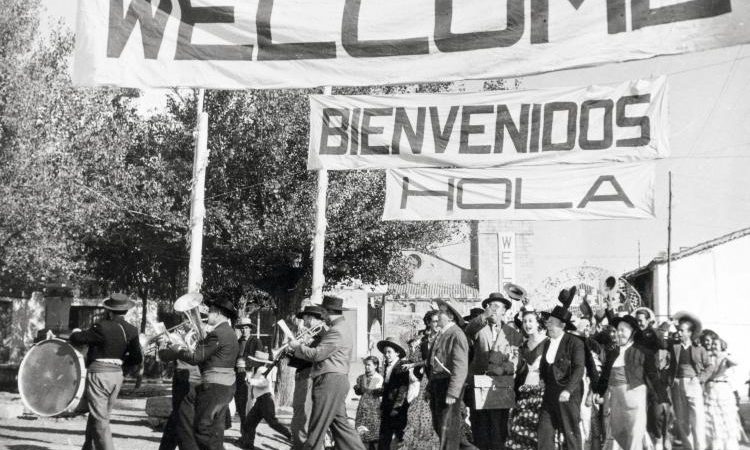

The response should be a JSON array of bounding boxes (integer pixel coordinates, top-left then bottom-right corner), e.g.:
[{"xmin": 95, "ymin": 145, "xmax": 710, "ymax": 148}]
[{"xmin": 66, "ymin": 286, "xmax": 748, "ymax": 450}]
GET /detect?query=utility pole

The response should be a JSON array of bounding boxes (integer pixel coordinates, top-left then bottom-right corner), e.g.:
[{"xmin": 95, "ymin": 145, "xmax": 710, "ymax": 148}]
[
  {"xmin": 666, "ymin": 171, "xmax": 672, "ymax": 317},
  {"xmin": 311, "ymin": 86, "xmax": 332, "ymax": 303},
  {"xmin": 188, "ymin": 89, "xmax": 209, "ymax": 294}
]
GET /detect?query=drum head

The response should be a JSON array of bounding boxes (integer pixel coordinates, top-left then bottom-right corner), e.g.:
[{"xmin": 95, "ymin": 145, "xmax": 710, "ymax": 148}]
[{"xmin": 18, "ymin": 339, "xmax": 85, "ymax": 416}]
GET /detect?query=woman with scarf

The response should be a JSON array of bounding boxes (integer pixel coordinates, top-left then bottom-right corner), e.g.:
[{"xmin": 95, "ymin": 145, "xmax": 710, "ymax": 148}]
[
  {"xmin": 593, "ymin": 315, "xmax": 668, "ymax": 450},
  {"xmin": 505, "ymin": 309, "xmax": 548, "ymax": 450}
]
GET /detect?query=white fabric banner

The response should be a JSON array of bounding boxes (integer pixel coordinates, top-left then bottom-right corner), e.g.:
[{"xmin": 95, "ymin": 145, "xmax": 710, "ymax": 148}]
[
  {"xmin": 383, "ymin": 162, "xmax": 655, "ymax": 221},
  {"xmin": 308, "ymin": 78, "xmax": 668, "ymax": 170},
  {"xmin": 73, "ymin": 0, "xmax": 749, "ymax": 89}
]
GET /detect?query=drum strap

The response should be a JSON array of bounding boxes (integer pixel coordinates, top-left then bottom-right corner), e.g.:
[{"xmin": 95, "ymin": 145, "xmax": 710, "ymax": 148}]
[{"xmin": 116, "ymin": 323, "xmax": 128, "ymax": 359}]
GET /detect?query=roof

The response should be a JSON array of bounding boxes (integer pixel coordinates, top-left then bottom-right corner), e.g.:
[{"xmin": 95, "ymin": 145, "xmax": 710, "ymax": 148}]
[
  {"xmin": 625, "ymin": 226, "xmax": 750, "ymax": 278},
  {"xmin": 386, "ymin": 282, "xmax": 480, "ymax": 300}
]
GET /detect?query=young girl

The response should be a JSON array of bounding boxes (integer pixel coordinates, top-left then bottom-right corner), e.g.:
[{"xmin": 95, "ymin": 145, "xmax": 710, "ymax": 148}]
[{"xmin": 354, "ymin": 356, "xmax": 383, "ymax": 450}]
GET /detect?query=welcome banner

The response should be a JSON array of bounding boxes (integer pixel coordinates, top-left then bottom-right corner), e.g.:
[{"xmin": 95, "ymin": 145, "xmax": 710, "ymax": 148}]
[
  {"xmin": 383, "ymin": 162, "xmax": 655, "ymax": 221},
  {"xmin": 73, "ymin": 0, "xmax": 749, "ymax": 89},
  {"xmin": 309, "ymin": 77, "xmax": 667, "ymax": 170}
]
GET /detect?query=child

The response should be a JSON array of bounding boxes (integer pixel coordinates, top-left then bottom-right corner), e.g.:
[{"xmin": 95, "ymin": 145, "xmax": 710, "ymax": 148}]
[
  {"xmin": 377, "ymin": 337, "xmax": 411, "ymax": 450},
  {"xmin": 241, "ymin": 350, "xmax": 291, "ymax": 449},
  {"xmin": 354, "ymin": 356, "xmax": 383, "ymax": 450}
]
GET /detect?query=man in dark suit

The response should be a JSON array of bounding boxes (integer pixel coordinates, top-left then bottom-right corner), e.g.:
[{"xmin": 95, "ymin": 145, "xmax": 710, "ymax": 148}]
[
  {"xmin": 538, "ymin": 304, "xmax": 585, "ymax": 450},
  {"xmin": 428, "ymin": 300, "xmax": 477, "ymax": 450},
  {"xmin": 166, "ymin": 296, "xmax": 239, "ymax": 450},
  {"xmin": 289, "ymin": 296, "xmax": 365, "ymax": 450},
  {"xmin": 70, "ymin": 293, "xmax": 143, "ymax": 450}
]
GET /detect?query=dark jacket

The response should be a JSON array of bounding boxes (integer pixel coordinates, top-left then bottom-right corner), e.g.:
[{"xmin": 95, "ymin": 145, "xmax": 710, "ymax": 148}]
[
  {"xmin": 236, "ymin": 335, "xmax": 262, "ymax": 372},
  {"xmin": 539, "ymin": 333, "xmax": 585, "ymax": 396},
  {"xmin": 635, "ymin": 327, "xmax": 666, "ymax": 353},
  {"xmin": 594, "ymin": 344, "xmax": 669, "ymax": 403},
  {"xmin": 178, "ymin": 321, "xmax": 239, "ymax": 372},
  {"xmin": 427, "ymin": 323, "xmax": 470, "ymax": 399},
  {"xmin": 70, "ymin": 315, "xmax": 142, "ymax": 369},
  {"xmin": 668, "ymin": 342, "xmax": 714, "ymax": 384},
  {"xmin": 379, "ymin": 360, "xmax": 411, "ymax": 416}
]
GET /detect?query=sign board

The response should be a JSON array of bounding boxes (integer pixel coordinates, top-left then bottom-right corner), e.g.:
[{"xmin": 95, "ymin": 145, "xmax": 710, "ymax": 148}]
[
  {"xmin": 73, "ymin": 1, "xmax": 749, "ymax": 88},
  {"xmin": 309, "ymin": 77, "xmax": 668, "ymax": 169},
  {"xmin": 383, "ymin": 162, "xmax": 655, "ymax": 221}
]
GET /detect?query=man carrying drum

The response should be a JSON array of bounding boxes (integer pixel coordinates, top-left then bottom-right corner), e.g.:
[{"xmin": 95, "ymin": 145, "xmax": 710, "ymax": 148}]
[{"xmin": 70, "ymin": 293, "xmax": 143, "ymax": 450}]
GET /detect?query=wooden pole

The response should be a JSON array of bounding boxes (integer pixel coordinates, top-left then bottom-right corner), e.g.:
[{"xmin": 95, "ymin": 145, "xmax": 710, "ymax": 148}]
[
  {"xmin": 188, "ymin": 89, "xmax": 209, "ymax": 294},
  {"xmin": 666, "ymin": 171, "xmax": 672, "ymax": 317},
  {"xmin": 311, "ymin": 86, "xmax": 332, "ymax": 304}
]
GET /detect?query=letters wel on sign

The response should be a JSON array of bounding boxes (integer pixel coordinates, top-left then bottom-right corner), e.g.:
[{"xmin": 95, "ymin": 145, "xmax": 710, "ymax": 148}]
[
  {"xmin": 308, "ymin": 78, "xmax": 668, "ymax": 169},
  {"xmin": 73, "ymin": 0, "xmax": 747, "ymax": 88}
]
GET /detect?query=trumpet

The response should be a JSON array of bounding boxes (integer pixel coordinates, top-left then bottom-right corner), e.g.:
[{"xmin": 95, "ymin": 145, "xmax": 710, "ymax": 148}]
[{"xmin": 270, "ymin": 321, "xmax": 328, "ymax": 361}]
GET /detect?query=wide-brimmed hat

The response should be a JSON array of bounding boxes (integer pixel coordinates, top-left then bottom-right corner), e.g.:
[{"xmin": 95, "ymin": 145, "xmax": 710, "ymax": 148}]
[
  {"xmin": 234, "ymin": 317, "xmax": 254, "ymax": 329},
  {"xmin": 246, "ymin": 350, "xmax": 273, "ymax": 366},
  {"xmin": 102, "ymin": 293, "xmax": 136, "ymax": 312},
  {"xmin": 673, "ymin": 311, "xmax": 702, "ymax": 336},
  {"xmin": 296, "ymin": 305, "xmax": 328, "ymax": 320},
  {"xmin": 633, "ymin": 307, "xmax": 656, "ymax": 323},
  {"xmin": 548, "ymin": 305, "xmax": 576, "ymax": 331},
  {"xmin": 320, "ymin": 295, "xmax": 348, "ymax": 313},
  {"xmin": 463, "ymin": 307, "xmax": 484, "ymax": 322},
  {"xmin": 611, "ymin": 314, "xmax": 640, "ymax": 332},
  {"xmin": 435, "ymin": 299, "xmax": 466, "ymax": 328},
  {"xmin": 376, "ymin": 337, "xmax": 407, "ymax": 358},
  {"xmin": 503, "ymin": 283, "xmax": 527, "ymax": 302},
  {"xmin": 206, "ymin": 297, "xmax": 238, "ymax": 321},
  {"xmin": 482, "ymin": 292, "xmax": 511, "ymax": 310}
]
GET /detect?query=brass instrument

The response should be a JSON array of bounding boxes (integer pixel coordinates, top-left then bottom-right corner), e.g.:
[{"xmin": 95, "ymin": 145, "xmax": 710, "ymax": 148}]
[
  {"xmin": 270, "ymin": 321, "xmax": 328, "ymax": 361},
  {"xmin": 174, "ymin": 293, "xmax": 207, "ymax": 344},
  {"xmin": 139, "ymin": 293, "xmax": 207, "ymax": 355}
]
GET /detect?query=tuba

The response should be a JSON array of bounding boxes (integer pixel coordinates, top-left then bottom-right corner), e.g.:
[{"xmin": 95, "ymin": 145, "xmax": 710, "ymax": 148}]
[{"xmin": 173, "ymin": 293, "xmax": 207, "ymax": 347}]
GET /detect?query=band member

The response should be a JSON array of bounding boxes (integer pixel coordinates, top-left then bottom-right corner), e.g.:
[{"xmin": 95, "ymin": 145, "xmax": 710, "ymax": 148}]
[
  {"xmin": 289, "ymin": 305, "xmax": 328, "ymax": 450},
  {"xmin": 376, "ymin": 337, "xmax": 411, "ymax": 450},
  {"xmin": 241, "ymin": 350, "xmax": 292, "ymax": 449},
  {"xmin": 464, "ymin": 292, "xmax": 522, "ymax": 450},
  {"xmin": 428, "ymin": 300, "xmax": 477, "ymax": 450},
  {"xmin": 158, "ymin": 346, "xmax": 202, "ymax": 450},
  {"xmin": 289, "ymin": 296, "xmax": 365, "ymax": 450},
  {"xmin": 593, "ymin": 315, "xmax": 668, "ymax": 450},
  {"xmin": 669, "ymin": 311, "xmax": 714, "ymax": 450},
  {"xmin": 171, "ymin": 297, "xmax": 240, "ymax": 450},
  {"xmin": 538, "ymin": 288, "xmax": 585, "ymax": 450},
  {"xmin": 235, "ymin": 317, "xmax": 261, "ymax": 446},
  {"xmin": 70, "ymin": 293, "xmax": 143, "ymax": 450}
]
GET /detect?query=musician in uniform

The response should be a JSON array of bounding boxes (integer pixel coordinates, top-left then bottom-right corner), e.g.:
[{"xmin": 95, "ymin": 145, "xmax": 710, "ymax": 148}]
[
  {"xmin": 170, "ymin": 297, "xmax": 240, "ymax": 450},
  {"xmin": 234, "ymin": 317, "xmax": 261, "ymax": 446},
  {"xmin": 69, "ymin": 293, "xmax": 143, "ymax": 450},
  {"xmin": 288, "ymin": 305, "xmax": 329, "ymax": 450},
  {"xmin": 289, "ymin": 296, "xmax": 365, "ymax": 450}
]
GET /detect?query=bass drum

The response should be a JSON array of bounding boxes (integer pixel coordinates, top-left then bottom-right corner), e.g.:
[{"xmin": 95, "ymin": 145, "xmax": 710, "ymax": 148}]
[{"xmin": 18, "ymin": 338, "xmax": 87, "ymax": 417}]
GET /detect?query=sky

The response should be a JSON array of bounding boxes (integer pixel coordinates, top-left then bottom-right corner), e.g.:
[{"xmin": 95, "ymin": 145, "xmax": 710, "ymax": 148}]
[{"xmin": 40, "ymin": 1, "xmax": 750, "ymax": 286}]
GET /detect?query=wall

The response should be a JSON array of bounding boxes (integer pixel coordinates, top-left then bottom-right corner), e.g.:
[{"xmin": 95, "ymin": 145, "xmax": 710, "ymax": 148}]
[
  {"xmin": 478, "ymin": 221, "xmax": 535, "ymax": 297},
  {"xmin": 329, "ymin": 288, "xmax": 369, "ymax": 360},
  {"xmin": 652, "ymin": 234, "xmax": 750, "ymax": 391}
]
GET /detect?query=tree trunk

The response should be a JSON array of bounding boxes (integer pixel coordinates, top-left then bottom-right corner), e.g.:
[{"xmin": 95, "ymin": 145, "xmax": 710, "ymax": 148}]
[
  {"xmin": 140, "ymin": 289, "xmax": 148, "ymax": 333},
  {"xmin": 273, "ymin": 279, "xmax": 309, "ymax": 407}
]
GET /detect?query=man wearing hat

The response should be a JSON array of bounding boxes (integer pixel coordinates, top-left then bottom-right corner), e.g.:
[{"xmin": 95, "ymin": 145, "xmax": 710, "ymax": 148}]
[
  {"xmin": 171, "ymin": 296, "xmax": 240, "ymax": 450},
  {"xmin": 537, "ymin": 299, "xmax": 585, "ymax": 450},
  {"xmin": 668, "ymin": 311, "xmax": 714, "ymax": 450},
  {"xmin": 241, "ymin": 350, "xmax": 292, "ymax": 449},
  {"xmin": 289, "ymin": 296, "xmax": 365, "ymax": 450},
  {"xmin": 428, "ymin": 300, "xmax": 477, "ymax": 450},
  {"xmin": 288, "ymin": 305, "xmax": 328, "ymax": 450},
  {"xmin": 377, "ymin": 337, "xmax": 411, "ymax": 450},
  {"xmin": 69, "ymin": 293, "xmax": 142, "ymax": 450},
  {"xmin": 234, "ymin": 317, "xmax": 261, "ymax": 446},
  {"xmin": 464, "ymin": 293, "xmax": 522, "ymax": 450}
]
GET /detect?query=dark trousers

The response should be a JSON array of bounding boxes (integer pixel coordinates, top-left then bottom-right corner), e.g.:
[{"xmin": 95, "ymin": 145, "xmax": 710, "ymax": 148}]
[
  {"xmin": 176, "ymin": 382, "xmax": 235, "ymax": 450},
  {"xmin": 304, "ymin": 372, "xmax": 365, "ymax": 450},
  {"xmin": 159, "ymin": 369, "xmax": 193, "ymax": 450},
  {"xmin": 465, "ymin": 387, "xmax": 509, "ymax": 450},
  {"xmin": 647, "ymin": 391, "xmax": 671, "ymax": 441},
  {"xmin": 378, "ymin": 407, "xmax": 408, "ymax": 450},
  {"xmin": 235, "ymin": 372, "xmax": 248, "ymax": 436},
  {"xmin": 428, "ymin": 377, "xmax": 477, "ymax": 450},
  {"xmin": 291, "ymin": 373, "xmax": 313, "ymax": 450},
  {"xmin": 537, "ymin": 391, "xmax": 582, "ymax": 450},
  {"xmin": 243, "ymin": 392, "xmax": 291, "ymax": 448},
  {"xmin": 82, "ymin": 370, "xmax": 123, "ymax": 450}
]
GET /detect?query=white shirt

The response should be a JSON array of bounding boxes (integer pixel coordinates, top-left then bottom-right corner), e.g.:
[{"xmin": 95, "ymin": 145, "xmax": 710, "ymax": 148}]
[
  {"xmin": 546, "ymin": 334, "xmax": 564, "ymax": 364},
  {"xmin": 613, "ymin": 342, "xmax": 633, "ymax": 367}
]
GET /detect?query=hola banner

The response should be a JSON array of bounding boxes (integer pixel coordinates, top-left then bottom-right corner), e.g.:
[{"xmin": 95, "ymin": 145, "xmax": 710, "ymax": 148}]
[
  {"xmin": 309, "ymin": 77, "xmax": 668, "ymax": 170},
  {"xmin": 73, "ymin": 0, "xmax": 749, "ymax": 89},
  {"xmin": 383, "ymin": 162, "xmax": 655, "ymax": 221}
]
